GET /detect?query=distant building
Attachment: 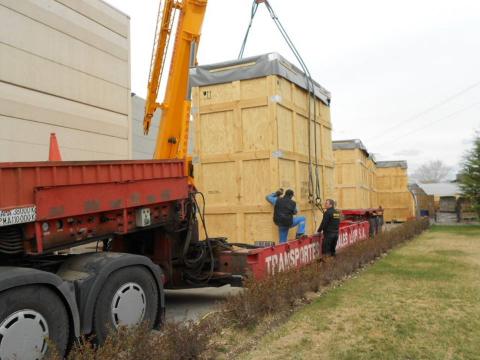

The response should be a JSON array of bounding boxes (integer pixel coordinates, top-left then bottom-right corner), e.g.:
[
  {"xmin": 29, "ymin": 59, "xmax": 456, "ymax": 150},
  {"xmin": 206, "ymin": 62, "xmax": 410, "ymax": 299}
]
[
  {"xmin": 418, "ymin": 182, "xmax": 460, "ymax": 198},
  {"xmin": 420, "ymin": 182, "xmax": 460, "ymax": 218}
]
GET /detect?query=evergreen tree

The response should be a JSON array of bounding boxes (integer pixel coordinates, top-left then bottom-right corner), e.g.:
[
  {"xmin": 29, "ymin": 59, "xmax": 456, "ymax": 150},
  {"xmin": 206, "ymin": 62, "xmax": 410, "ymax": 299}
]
[{"xmin": 459, "ymin": 133, "xmax": 480, "ymax": 214}]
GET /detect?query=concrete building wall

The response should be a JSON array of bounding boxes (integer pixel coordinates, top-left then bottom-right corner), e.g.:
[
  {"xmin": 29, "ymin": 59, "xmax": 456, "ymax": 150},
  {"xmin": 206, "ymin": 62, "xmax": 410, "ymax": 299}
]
[
  {"xmin": 0, "ymin": 0, "xmax": 131, "ymax": 161},
  {"xmin": 131, "ymin": 94, "xmax": 195, "ymax": 159},
  {"xmin": 131, "ymin": 95, "xmax": 158, "ymax": 159}
]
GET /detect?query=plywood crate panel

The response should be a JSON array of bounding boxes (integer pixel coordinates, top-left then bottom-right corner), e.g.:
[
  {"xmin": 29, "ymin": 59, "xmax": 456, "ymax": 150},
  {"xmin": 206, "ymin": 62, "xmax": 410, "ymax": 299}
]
[
  {"xmin": 191, "ymin": 54, "xmax": 332, "ymax": 244},
  {"xmin": 195, "ymin": 155, "xmax": 328, "ymax": 242},
  {"xmin": 409, "ymin": 183, "xmax": 435, "ymax": 217},
  {"xmin": 377, "ymin": 191, "xmax": 415, "ymax": 222},
  {"xmin": 333, "ymin": 141, "xmax": 377, "ymax": 209},
  {"xmin": 332, "ymin": 143, "xmax": 414, "ymax": 219},
  {"xmin": 417, "ymin": 194, "xmax": 435, "ymax": 216},
  {"xmin": 376, "ymin": 161, "xmax": 415, "ymax": 222}
]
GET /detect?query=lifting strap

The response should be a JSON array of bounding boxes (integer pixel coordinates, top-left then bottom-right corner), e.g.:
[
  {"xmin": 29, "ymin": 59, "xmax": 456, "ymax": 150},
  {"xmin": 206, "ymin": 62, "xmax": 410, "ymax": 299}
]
[{"xmin": 238, "ymin": 0, "xmax": 325, "ymax": 221}]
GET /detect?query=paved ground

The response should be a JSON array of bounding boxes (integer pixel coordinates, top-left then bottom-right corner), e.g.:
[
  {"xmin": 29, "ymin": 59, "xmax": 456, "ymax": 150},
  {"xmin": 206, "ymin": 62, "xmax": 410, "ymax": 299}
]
[{"xmin": 165, "ymin": 285, "xmax": 243, "ymax": 322}]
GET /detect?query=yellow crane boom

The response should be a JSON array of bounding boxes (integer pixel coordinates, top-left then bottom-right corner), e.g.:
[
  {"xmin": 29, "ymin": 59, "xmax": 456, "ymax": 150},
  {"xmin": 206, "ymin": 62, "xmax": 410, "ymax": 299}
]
[{"xmin": 144, "ymin": 0, "xmax": 208, "ymax": 162}]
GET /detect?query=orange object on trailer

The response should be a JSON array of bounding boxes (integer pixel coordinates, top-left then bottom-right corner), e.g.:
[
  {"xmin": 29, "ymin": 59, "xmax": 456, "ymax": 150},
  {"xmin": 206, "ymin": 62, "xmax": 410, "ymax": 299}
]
[{"xmin": 48, "ymin": 133, "xmax": 62, "ymax": 161}]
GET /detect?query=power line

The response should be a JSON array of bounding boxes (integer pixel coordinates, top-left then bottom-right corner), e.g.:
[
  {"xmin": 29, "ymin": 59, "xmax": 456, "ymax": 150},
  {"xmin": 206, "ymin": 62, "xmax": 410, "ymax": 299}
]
[
  {"xmin": 368, "ymin": 79, "xmax": 480, "ymax": 141},
  {"xmin": 372, "ymin": 101, "xmax": 480, "ymax": 148}
]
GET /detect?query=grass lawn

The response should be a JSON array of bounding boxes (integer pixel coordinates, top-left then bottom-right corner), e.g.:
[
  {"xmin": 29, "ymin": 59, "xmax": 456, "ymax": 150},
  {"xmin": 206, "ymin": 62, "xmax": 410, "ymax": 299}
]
[{"xmin": 240, "ymin": 225, "xmax": 480, "ymax": 360}]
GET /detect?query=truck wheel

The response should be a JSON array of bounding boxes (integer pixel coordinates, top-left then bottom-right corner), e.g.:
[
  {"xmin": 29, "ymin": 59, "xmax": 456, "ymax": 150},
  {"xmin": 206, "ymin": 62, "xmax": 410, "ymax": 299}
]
[
  {"xmin": 93, "ymin": 266, "xmax": 158, "ymax": 344},
  {"xmin": 0, "ymin": 286, "xmax": 69, "ymax": 360}
]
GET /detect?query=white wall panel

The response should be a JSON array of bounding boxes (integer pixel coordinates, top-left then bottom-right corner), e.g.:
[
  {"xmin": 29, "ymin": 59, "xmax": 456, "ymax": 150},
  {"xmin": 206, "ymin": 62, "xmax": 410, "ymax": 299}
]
[
  {"xmin": 56, "ymin": 0, "xmax": 130, "ymax": 37},
  {"xmin": 0, "ymin": 44, "xmax": 129, "ymax": 114},
  {"xmin": 0, "ymin": 0, "xmax": 131, "ymax": 161},
  {"xmin": 0, "ymin": 116, "xmax": 128, "ymax": 161},
  {"xmin": 0, "ymin": 5, "xmax": 128, "ymax": 87},
  {"xmin": 0, "ymin": 0, "xmax": 128, "ymax": 60},
  {"xmin": 0, "ymin": 82, "xmax": 128, "ymax": 138}
]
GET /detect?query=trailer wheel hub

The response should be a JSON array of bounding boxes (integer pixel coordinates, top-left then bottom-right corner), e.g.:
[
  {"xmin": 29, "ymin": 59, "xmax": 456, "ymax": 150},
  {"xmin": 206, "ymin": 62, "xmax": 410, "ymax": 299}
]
[
  {"xmin": 111, "ymin": 282, "xmax": 146, "ymax": 327},
  {"xmin": 0, "ymin": 309, "xmax": 49, "ymax": 360}
]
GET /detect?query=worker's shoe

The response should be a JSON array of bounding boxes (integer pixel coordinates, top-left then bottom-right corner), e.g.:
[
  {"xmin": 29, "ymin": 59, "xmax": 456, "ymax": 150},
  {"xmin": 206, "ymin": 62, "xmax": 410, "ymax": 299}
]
[{"xmin": 295, "ymin": 233, "xmax": 307, "ymax": 240}]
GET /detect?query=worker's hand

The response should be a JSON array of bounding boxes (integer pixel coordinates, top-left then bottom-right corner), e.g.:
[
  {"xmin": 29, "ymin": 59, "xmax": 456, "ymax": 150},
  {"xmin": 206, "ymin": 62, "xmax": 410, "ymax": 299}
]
[{"xmin": 275, "ymin": 188, "xmax": 284, "ymax": 197}]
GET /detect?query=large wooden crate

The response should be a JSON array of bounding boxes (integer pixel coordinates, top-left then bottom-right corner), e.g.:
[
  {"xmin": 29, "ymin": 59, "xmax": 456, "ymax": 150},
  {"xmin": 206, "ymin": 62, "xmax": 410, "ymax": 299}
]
[
  {"xmin": 190, "ymin": 54, "xmax": 334, "ymax": 244},
  {"xmin": 409, "ymin": 183, "xmax": 435, "ymax": 217},
  {"xmin": 367, "ymin": 157, "xmax": 378, "ymax": 208},
  {"xmin": 376, "ymin": 161, "xmax": 415, "ymax": 222},
  {"xmin": 417, "ymin": 194, "xmax": 435, "ymax": 216},
  {"xmin": 333, "ymin": 140, "xmax": 377, "ymax": 209}
]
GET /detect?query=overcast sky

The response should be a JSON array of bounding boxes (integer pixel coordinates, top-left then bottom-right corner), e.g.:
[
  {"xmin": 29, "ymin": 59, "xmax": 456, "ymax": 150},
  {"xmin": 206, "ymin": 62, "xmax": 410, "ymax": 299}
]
[{"xmin": 105, "ymin": 0, "xmax": 480, "ymax": 178}]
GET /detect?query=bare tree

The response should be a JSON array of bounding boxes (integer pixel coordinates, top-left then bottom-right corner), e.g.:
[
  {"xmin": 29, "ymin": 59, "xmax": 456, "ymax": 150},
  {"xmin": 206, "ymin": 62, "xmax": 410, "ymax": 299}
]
[{"xmin": 412, "ymin": 160, "xmax": 452, "ymax": 183}]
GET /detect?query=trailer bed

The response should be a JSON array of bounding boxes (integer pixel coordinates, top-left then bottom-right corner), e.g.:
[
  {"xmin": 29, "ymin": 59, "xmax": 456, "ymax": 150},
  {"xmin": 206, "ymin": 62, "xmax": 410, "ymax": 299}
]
[{"xmin": 0, "ymin": 160, "xmax": 188, "ymax": 253}]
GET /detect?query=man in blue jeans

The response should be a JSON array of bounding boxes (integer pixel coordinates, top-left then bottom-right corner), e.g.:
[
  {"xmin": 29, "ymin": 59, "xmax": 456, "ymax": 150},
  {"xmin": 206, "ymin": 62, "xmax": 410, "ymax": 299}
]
[{"xmin": 266, "ymin": 189, "xmax": 306, "ymax": 244}]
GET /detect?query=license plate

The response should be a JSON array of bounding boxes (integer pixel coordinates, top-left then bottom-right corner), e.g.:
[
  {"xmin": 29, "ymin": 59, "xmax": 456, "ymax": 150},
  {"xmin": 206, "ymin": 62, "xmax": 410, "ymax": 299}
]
[{"xmin": 0, "ymin": 206, "xmax": 36, "ymax": 227}]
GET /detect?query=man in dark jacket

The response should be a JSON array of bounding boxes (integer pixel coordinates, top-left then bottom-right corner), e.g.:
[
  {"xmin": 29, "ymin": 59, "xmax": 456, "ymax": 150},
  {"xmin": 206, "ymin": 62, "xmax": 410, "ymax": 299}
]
[
  {"xmin": 266, "ymin": 189, "xmax": 306, "ymax": 243},
  {"xmin": 318, "ymin": 199, "xmax": 340, "ymax": 256},
  {"xmin": 367, "ymin": 211, "xmax": 376, "ymax": 238}
]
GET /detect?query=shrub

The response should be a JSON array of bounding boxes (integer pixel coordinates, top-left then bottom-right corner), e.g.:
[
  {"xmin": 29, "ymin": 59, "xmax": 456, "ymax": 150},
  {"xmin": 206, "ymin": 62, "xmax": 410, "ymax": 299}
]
[
  {"xmin": 49, "ymin": 219, "xmax": 429, "ymax": 359},
  {"xmin": 220, "ymin": 218, "xmax": 429, "ymax": 329},
  {"xmin": 48, "ymin": 320, "xmax": 216, "ymax": 360}
]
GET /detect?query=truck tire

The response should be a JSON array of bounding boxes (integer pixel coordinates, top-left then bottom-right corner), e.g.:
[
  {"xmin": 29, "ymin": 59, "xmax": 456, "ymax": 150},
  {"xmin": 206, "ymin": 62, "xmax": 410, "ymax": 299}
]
[
  {"xmin": 0, "ymin": 285, "xmax": 69, "ymax": 360},
  {"xmin": 92, "ymin": 266, "xmax": 158, "ymax": 344}
]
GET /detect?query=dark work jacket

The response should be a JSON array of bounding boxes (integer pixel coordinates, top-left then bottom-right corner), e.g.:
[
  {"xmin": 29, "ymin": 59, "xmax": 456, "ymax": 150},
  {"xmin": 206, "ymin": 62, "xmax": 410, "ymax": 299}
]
[
  {"xmin": 318, "ymin": 207, "xmax": 340, "ymax": 234},
  {"xmin": 273, "ymin": 197, "xmax": 296, "ymax": 227}
]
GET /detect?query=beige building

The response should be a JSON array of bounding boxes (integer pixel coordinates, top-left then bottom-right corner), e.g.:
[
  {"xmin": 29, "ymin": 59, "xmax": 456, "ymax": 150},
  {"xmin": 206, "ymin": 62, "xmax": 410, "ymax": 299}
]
[{"xmin": 0, "ymin": 0, "xmax": 131, "ymax": 161}]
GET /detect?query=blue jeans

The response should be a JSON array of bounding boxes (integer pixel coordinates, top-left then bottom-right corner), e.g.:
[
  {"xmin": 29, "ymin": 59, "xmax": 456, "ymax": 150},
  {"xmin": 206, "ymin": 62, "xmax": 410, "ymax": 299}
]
[
  {"xmin": 278, "ymin": 216, "xmax": 306, "ymax": 244},
  {"xmin": 266, "ymin": 193, "xmax": 279, "ymax": 206}
]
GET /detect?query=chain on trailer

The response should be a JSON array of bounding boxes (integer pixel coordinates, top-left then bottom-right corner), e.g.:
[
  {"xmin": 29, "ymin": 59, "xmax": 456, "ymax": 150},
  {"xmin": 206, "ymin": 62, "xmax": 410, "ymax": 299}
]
[{"xmin": 238, "ymin": 0, "xmax": 325, "ymax": 225}]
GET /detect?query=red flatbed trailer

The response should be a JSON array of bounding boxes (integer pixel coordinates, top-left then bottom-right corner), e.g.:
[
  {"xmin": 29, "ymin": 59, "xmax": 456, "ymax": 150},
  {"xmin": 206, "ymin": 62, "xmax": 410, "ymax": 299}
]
[
  {"xmin": 219, "ymin": 220, "xmax": 370, "ymax": 280},
  {"xmin": 0, "ymin": 159, "xmax": 188, "ymax": 254},
  {"xmin": 0, "ymin": 159, "xmax": 371, "ymax": 358}
]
